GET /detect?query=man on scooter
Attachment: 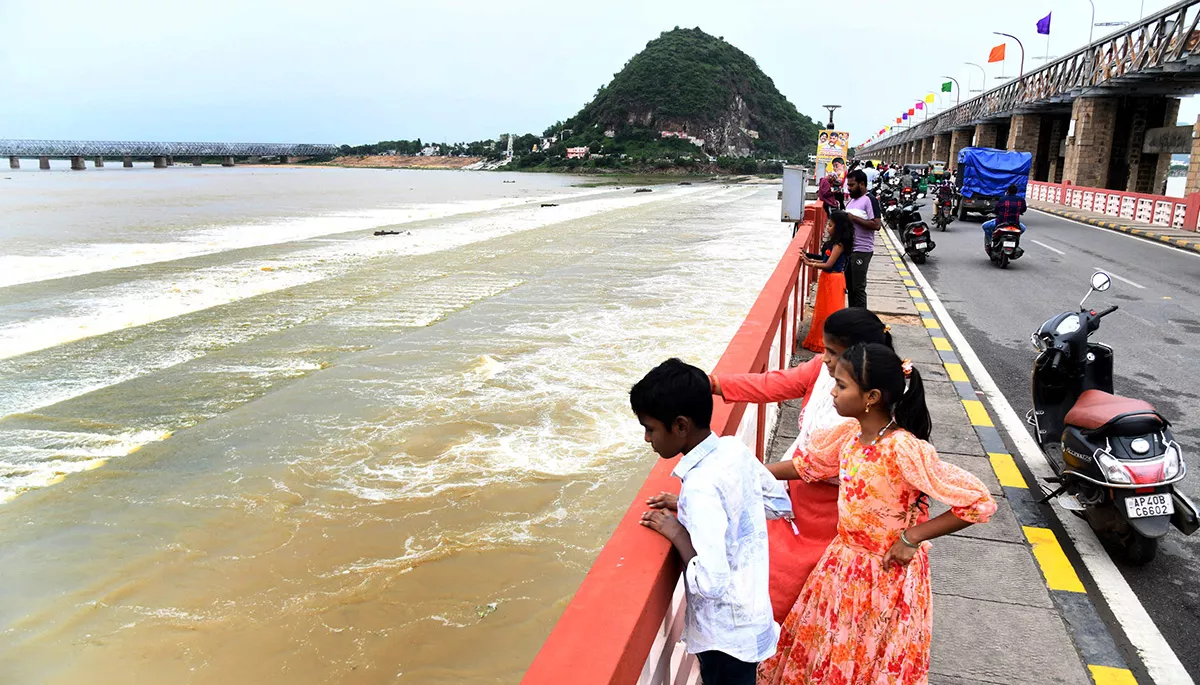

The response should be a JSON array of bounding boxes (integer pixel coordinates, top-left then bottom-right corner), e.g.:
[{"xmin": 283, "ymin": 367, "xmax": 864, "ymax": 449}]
[{"xmin": 982, "ymin": 184, "xmax": 1027, "ymax": 244}]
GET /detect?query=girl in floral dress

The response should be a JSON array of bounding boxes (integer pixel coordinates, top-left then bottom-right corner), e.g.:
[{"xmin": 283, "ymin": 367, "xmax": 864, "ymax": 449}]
[{"xmin": 759, "ymin": 343, "xmax": 996, "ymax": 685}]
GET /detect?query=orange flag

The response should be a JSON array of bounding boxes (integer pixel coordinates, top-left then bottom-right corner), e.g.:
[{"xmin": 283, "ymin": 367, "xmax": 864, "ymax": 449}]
[{"xmin": 988, "ymin": 43, "xmax": 1006, "ymax": 63}]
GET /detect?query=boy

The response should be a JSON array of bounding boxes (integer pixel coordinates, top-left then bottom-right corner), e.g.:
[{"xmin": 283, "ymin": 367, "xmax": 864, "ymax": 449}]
[{"xmin": 630, "ymin": 358, "xmax": 778, "ymax": 685}]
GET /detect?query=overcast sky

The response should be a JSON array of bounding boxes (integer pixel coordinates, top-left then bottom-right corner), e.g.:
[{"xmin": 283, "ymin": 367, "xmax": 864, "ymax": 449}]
[{"xmin": 0, "ymin": 0, "xmax": 1193, "ymax": 146}]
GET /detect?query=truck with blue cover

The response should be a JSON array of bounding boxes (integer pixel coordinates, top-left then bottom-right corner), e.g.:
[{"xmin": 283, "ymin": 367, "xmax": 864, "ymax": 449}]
[{"xmin": 955, "ymin": 147, "xmax": 1032, "ymax": 220}]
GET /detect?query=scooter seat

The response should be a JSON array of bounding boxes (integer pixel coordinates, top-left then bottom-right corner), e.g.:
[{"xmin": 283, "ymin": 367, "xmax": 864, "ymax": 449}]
[{"xmin": 1065, "ymin": 389, "xmax": 1165, "ymax": 434}]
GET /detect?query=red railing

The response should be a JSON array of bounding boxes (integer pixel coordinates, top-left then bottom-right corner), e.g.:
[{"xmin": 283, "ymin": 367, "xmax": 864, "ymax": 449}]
[
  {"xmin": 521, "ymin": 205, "xmax": 822, "ymax": 685},
  {"xmin": 1026, "ymin": 179, "xmax": 1200, "ymax": 231}
]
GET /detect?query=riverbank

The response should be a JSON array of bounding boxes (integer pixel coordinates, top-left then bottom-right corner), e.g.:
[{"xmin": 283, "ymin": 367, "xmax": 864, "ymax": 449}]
[{"xmin": 322, "ymin": 154, "xmax": 486, "ymax": 170}]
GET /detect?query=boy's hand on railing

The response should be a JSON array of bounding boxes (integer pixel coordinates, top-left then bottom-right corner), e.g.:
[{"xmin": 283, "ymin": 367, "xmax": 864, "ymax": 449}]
[{"xmin": 646, "ymin": 492, "xmax": 678, "ymax": 511}]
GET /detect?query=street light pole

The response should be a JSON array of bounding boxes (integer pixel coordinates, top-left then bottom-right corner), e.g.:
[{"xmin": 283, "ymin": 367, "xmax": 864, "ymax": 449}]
[
  {"xmin": 942, "ymin": 76, "xmax": 961, "ymax": 106},
  {"xmin": 993, "ymin": 32, "xmax": 1025, "ymax": 77},
  {"xmin": 966, "ymin": 62, "xmax": 987, "ymax": 92}
]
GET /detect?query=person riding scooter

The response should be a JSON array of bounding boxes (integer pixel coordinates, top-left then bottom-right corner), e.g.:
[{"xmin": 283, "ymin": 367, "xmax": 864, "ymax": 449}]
[{"xmin": 982, "ymin": 184, "xmax": 1027, "ymax": 244}]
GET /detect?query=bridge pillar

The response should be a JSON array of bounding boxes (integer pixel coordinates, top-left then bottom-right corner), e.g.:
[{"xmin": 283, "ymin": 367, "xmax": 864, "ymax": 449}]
[
  {"xmin": 1063, "ymin": 97, "xmax": 1119, "ymax": 189},
  {"xmin": 1046, "ymin": 116, "xmax": 1068, "ymax": 183},
  {"xmin": 1006, "ymin": 114, "xmax": 1044, "ymax": 181},
  {"xmin": 153, "ymin": 155, "xmax": 167, "ymax": 168},
  {"xmin": 94, "ymin": 156, "xmax": 104, "ymax": 168},
  {"xmin": 1118, "ymin": 96, "xmax": 1180, "ymax": 195},
  {"xmin": 974, "ymin": 123, "xmax": 1000, "ymax": 150},
  {"xmin": 193, "ymin": 157, "xmax": 202, "ymax": 166},
  {"xmin": 70, "ymin": 155, "xmax": 86, "ymax": 171},
  {"xmin": 39, "ymin": 156, "xmax": 50, "ymax": 170},
  {"xmin": 166, "ymin": 155, "xmax": 174, "ymax": 166},
  {"xmin": 278, "ymin": 155, "xmax": 290, "ymax": 164},
  {"xmin": 932, "ymin": 133, "xmax": 951, "ymax": 163},
  {"xmin": 1185, "ymin": 115, "xmax": 1200, "ymax": 197},
  {"xmin": 949, "ymin": 129, "xmax": 972, "ymax": 172},
  {"xmin": 123, "ymin": 155, "xmax": 133, "ymax": 167},
  {"xmin": 222, "ymin": 156, "xmax": 235, "ymax": 167},
  {"xmin": 8, "ymin": 156, "xmax": 18, "ymax": 169}
]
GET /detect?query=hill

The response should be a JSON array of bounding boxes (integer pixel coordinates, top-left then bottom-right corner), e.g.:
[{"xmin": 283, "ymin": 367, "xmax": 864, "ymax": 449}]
[{"xmin": 555, "ymin": 28, "xmax": 822, "ymax": 160}]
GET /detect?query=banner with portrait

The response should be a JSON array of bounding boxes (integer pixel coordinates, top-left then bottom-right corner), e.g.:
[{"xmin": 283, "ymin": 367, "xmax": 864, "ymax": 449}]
[{"xmin": 815, "ymin": 130, "xmax": 850, "ymax": 184}]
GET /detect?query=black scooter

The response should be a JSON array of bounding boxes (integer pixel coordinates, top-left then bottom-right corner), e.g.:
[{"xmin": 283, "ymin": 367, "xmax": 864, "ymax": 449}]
[
  {"xmin": 932, "ymin": 184, "xmax": 956, "ymax": 231},
  {"xmin": 1028, "ymin": 271, "xmax": 1199, "ymax": 564},
  {"xmin": 899, "ymin": 204, "xmax": 934, "ymax": 264},
  {"xmin": 985, "ymin": 225, "xmax": 1024, "ymax": 268}
]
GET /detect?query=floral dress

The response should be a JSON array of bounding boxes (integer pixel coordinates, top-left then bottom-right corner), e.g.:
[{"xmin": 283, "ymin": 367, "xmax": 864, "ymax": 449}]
[{"xmin": 758, "ymin": 421, "xmax": 997, "ymax": 685}]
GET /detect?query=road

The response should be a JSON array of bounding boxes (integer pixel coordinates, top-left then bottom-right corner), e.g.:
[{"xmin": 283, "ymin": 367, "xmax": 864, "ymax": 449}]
[{"xmin": 912, "ymin": 202, "xmax": 1200, "ymax": 680}]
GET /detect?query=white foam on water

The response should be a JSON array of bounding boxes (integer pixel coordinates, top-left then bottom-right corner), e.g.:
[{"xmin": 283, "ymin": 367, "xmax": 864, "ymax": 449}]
[
  {"xmin": 0, "ymin": 428, "xmax": 172, "ymax": 503},
  {"xmin": 0, "ymin": 188, "xmax": 693, "ymax": 363}
]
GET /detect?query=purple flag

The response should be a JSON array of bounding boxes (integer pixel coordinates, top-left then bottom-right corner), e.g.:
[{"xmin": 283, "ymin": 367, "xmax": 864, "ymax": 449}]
[
  {"xmin": 1036, "ymin": 12, "xmax": 1051, "ymax": 35},
  {"xmin": 902, "ymin": 113, "xmax": 908, "ymax": 120}
]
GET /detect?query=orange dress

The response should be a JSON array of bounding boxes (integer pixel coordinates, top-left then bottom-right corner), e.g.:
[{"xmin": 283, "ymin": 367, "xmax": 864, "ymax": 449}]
[
  {"xmin": 802, "ymin": 248, "xmax": 847, "ymax": 353},
  {"xmin": 759, "ymin": 422, "xmax": 996, "ymax": 685}
]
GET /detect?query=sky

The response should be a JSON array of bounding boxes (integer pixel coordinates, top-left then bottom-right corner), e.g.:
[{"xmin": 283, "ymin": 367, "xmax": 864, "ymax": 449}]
[{"xmin": 0, "ymin": 0, "xmax": 1194, "ymax": 147}]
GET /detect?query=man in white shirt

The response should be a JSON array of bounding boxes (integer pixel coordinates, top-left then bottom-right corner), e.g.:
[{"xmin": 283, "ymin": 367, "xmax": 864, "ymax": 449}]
[
  {"xmin": 861, "ymin": 161, "xmax": 880, "ymax": 188},
  {"xmin": 632, "ymin": 358, "xmax": 778, "ymax": 685}
]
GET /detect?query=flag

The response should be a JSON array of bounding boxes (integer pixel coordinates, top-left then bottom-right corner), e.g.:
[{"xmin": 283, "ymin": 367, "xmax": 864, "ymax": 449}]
[
  {"xmin": 896, "ymin": 117, "xmax": 902, "ymax": 124},
  {"xmin": 925, "ymin": 94, "xmax": 937, "ymax": 104},
  {"xmin": 916, "ymin": 102, "xmax": 924, "ymax": 111},
  {"xmin": 908, "ymin": 108, "xmax": 915, "ymax": 115},
  {"xmin": 1036, "ymin": 12, "xmax": 1051, "ymax": 35},
  {"xmin": 902, "ymin": 113, "xmax": 909, "ymax": 120},
  {"xmin": 989, "ymin": 43, "xmax": 1006, "ymax": 63},
  {"xmin": 942, "ymin": 81, "xmax": 953, "ymax": 92}
]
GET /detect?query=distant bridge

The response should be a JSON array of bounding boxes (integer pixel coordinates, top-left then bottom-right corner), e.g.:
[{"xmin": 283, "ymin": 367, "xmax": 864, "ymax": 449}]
[
  {"xmin": 858, "ymin": 0, "xmax": 1200, "ymax": 199},
  {"xmin": 2, "ymin": 139, "xmax": 339, "ymax": 169}
]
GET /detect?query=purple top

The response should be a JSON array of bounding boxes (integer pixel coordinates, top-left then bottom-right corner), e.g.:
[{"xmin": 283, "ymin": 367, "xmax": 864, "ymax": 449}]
[{"xmin": 845, "ymin": 194, "xmax": 877, "ymax": 252}]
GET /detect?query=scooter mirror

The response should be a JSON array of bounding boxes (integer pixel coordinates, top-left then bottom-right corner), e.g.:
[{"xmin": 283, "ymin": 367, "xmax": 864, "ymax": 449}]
[{"xmin": 1091, "ymin": 271, "xmax": 1112, "ymax": 292}]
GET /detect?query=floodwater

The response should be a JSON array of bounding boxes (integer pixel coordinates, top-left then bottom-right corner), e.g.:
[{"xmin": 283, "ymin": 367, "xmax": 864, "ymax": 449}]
[{"xmin": 0, "ymin": 165, "xmax": 789, "ymax": 684}]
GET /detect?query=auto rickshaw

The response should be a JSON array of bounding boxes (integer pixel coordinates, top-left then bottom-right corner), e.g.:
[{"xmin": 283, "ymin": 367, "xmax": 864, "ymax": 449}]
[
  {"xmin": 903, "ymin": 163, "xmax": 930, "ymax": 195},
  {"xmin": 927, "ymin": 160, "xmax": 949, "ymax": 184}
]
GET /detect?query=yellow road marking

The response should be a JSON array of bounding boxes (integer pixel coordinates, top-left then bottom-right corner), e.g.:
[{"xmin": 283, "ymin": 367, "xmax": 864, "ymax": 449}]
[
  {"xmin": 962, "ymin": 400, "xmax": 993, "ymax": 426},
  {"xmin": 916, "ymin": 302, "xmax": 931, "ymax": 312},
  {"xmin": 989, "ymin": 453, "xmax": 1028, "ymax": 489},
  {"xmin": 932, "ymin": 337, "xmax": 952, "ymax": 351},
  {"xmin": 1087, "ymin": 665, "xmax": 1138, "ymax": 685},
  {"xmin": 923, "ymin": 317, "xmax": 940, "ymax": 329},
  {"xmin": 944, "ymin": 363, "xmax": 969, "ymax": 382},
  {"xmin": 909, "ymin": 289, "xmax": 923, "ymax": 298},
  {"xmin": 899, "ymin": 270, "xmax": 911, "ymax": 277},
  {"xmin": 1023, "ymin": 526, "xmax": 1086, "ymax": 593},
  {"xmin": 903, "ymin": 279, "xmax": 916, "ymax": 287}
]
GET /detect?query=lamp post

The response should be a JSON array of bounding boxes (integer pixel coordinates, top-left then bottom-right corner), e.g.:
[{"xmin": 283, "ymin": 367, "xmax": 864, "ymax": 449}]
[
  {"xmin": 993, "ymin": 32, "xmax": 1025, "ymax": 77},
  {"xmin": 966, "ymin": 62, "xmax": 987, "ymax": 93},
  {"xmin": 822, "ymin": 105, "xmax": 841, "ymax": 130},
  {"xmin": 942, "ymin": 76, "xmax": 961, "ymax": 106}
]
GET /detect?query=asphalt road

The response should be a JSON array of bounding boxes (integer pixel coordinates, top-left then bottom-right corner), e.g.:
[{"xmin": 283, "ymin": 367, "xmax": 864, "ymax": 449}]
[{"xmin": 912, "ymin": 201, "xmax": 1200, "ymax": 680}]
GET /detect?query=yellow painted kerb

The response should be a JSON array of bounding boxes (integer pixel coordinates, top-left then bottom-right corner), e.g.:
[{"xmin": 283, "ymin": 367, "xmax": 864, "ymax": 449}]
[
  {"xmin": 923, "ymin": 317, "xmax": 941, "ymax": 329},
  {"xmin": 932, "ymin": 337, "xmax": 952, "ymax": 351},
  {"xmin": 915, "ymin": 302, "xmax": 931, "ymax": 313},
  {"xmin": 962, "ymin": 400, "xmax": 993, "ymax": 426},
  {"xmin": 1087, "ymin": 665, "xmax": 1138, "ymax": 685},
  {"xmin": 904, "ymin": 279, "xmax": 916, "ymax": 287},
  {"xmin": 1023, "ymin": 526, "xmax": 1086, "ymax": 593},
  {"xmin": 909, "ymin": 289, "xmax": 922, "ymax": 298},
  {"xmin": 944, "ymin": 363, "xmax": 969, "ymax": 382},
  {"xmin": 988, "ymin": 453, "xmax": 1028, "ymax": 489}
]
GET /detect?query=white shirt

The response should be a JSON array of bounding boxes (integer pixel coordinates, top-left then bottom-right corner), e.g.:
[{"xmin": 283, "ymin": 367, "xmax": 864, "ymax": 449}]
[
  {"xmin": 673, "ymin": 433, "xmax": 779, "ymax": 662},
  {"xmin": 862, "ymin": 167, "xmax": 880, "ymax": 186}
]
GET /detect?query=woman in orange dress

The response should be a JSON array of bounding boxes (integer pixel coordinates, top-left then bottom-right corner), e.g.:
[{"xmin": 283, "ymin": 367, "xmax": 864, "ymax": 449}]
[
  {"xmin": 759, "ymin": 343, "xmax": 996, "ymax": 685},
  {"xmin": 802, "ymin": 211, "xmax": 854, "ymax": 353},
  {"xmin": 706, "ymin": 309, "xmax": 892, "ymax": 625}
]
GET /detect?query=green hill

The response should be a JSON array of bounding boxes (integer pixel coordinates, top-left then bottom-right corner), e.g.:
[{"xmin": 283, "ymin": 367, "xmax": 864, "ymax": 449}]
[{"xmin": 556, "ymin": 27, "xmax": 821, "ymax": 160}]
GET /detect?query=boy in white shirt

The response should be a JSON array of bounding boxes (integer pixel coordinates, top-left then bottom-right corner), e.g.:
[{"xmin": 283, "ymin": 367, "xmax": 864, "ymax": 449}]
[{"xmin": 632, "ymin": 358, "xmax": 778, "ymax": 685}]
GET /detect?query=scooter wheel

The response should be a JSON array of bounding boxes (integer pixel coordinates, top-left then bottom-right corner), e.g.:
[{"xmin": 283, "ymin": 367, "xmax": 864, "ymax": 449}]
[
  {"xmin": 913, "ymin": 253, "xmax": 927, "ymax": 264},
  {"xmin": 999, "ymin": 254, "xmax": 1009, "ymax": 269},
  {"xmin": 1121, "ymin": 531, "xmax": 1159, "ymax": 565}
]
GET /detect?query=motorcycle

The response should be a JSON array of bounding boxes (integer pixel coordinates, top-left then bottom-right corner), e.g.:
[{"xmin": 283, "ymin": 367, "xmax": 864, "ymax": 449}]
[
  {"xmin": 985, "ymin": 224, "xmax": 1024, "ymax": 268},
  {"xmin": 899, "ymin": 186, "xmax": 916, "ymax": 206},
  {"xmin": 1028, "ymin": 271, "xmax": 1199, "ymax": 564},
  {"xmin": 932, "ymin": 184, "xmax": 956, "ymax": 231},
  {"xmin": 899, "ymin": 204, "xmax": 934, "ymax": 264}
]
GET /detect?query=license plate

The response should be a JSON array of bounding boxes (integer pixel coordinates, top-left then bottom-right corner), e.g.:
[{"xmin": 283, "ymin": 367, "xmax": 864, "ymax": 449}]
[
  {"xmin": 1125, "ymin": 493, "xmax": 1174, "ymax": 518},
  {"xmin": 1003, "ymin": 240, "xmax": 1016, "ymax": 248},
  {"xmin": 915, "ymin": 242, "xmax": 928, "ymax": 249}
]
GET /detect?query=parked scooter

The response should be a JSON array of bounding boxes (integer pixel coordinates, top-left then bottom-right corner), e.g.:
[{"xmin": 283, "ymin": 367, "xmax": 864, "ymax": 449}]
[
  {"xmin": 899, "ymin": 204, "xmax": 934, "ymax": 264},
  {"xmin": 985, "ymin": 224, "xmax": 1024, "ymax": 268},
  {"xmin": 1028, "ymin": 271, "xmax": 1198, "ymax": 564}
]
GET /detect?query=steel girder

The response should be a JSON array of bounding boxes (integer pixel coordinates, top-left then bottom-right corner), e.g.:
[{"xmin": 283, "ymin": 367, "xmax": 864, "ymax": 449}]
[
  {"xmin": 0, "ymin": 140, "xmax": 339, "ymax": 156},
  {"xmin": 861, "ymin": 0, "xmax": 1200, "ymax": 155}
]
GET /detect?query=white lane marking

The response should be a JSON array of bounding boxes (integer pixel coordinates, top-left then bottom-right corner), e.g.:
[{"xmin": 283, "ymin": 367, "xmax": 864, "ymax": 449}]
[
  {"xmin": 1031, "ymin": 239, "xmax": 1066, "ymax": 256},
  {"xmin": 1029, "ymin": 207, "xmax": 1200, "ymax": 260},
  {"xmin": 1094, "ymin": 267, "xmax": 1146, "ymax": 290},
  {"xmin": 882, "ymin": 226, "xmax": 1195, "ymax": 685}
]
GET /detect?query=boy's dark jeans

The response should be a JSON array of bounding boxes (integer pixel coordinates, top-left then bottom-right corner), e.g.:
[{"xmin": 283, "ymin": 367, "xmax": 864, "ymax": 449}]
[
  {"xmin": 696, "ymin": 650, "xmax": 756, "ymax": 685},
  {"xmin": 846, "ymin": 251, "xmax": 873, "ymax": 309}
]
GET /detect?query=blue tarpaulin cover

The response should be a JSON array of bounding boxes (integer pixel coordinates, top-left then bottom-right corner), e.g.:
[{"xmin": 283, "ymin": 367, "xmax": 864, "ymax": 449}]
[{"xmin": 957, "ymin": 147, "xmax": 1032, "ymax": 198}]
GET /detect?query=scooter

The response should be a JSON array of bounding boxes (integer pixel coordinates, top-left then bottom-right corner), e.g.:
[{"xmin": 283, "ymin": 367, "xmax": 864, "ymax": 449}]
[
  {"xmin": 932, "ymin": 184, "xmax": 956, "ymax": 231},
  {"xmin": 985, "ymin": 224, "xmax": 1024, "ymax": 268},
  {"xmin": 899, "ymin": 205, "xmax": 934, "ymax": 264},
  {"xmin": 1028, "ymin": 271, "xmax": 1199, "ymax": 564}
]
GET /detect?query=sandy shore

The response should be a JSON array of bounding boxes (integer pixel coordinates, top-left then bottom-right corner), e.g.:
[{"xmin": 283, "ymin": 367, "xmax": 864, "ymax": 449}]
[{"xmin": 323, "ymin": 155, "xmax": 485, "ymax": 170}]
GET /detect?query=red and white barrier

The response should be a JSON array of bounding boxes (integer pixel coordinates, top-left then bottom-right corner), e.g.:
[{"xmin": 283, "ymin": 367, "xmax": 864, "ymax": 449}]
[{"xmin": 1027, "ymin": 180, "xmax": 1199, "ymax": 231}]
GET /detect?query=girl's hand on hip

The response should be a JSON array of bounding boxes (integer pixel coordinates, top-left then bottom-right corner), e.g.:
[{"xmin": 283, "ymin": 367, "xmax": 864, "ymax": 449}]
[{"xmin": 882, "ymin": 538, "xmax": 919, "ymax": 570}]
